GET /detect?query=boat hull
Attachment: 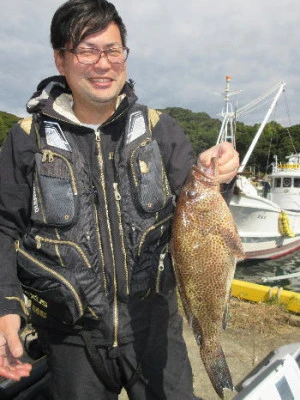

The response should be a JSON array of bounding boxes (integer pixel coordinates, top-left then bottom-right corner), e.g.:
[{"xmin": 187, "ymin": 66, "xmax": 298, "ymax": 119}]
[{"xmin": 230, "ymin": 194, "xmax": 300, "ymax": 260}]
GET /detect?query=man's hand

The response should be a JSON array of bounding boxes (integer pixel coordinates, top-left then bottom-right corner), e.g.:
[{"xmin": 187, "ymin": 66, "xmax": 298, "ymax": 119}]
[
  {"xmin": 197, "ymin": 142, "xmax": 239, "ymax": 184},
  {"xmin": 0, "ymin": 314, "xmax": 32, "ymax": 381}
]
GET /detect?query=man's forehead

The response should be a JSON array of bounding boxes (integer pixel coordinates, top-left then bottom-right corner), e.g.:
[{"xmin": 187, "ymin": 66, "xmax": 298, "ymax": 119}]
[{"xmin": 74, "ymin": 22, "xmax": 122, "ymax": 47}]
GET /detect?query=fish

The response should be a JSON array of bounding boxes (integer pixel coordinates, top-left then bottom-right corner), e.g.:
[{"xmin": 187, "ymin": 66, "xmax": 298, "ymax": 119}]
[{"xmin": 170, "ymin": 160, "xmax": 245, "ymax": 399}]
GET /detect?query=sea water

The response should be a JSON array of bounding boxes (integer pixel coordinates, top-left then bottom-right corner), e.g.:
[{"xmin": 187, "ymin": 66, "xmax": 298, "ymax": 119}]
[{"xmin": 235, "ymin": 251, "xmax": 300, "ymax": 293}]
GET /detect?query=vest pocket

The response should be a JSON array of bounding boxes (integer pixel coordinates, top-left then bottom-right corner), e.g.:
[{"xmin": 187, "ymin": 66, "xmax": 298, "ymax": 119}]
[
  {"xmin": 17, "ymin": 248, "xmax": 84, "ymax": 325},
  {"xmin": 130, "ymin": 140, "xmax": 172, "ymax": 213},
  {"xmin": 32, "ymin": 150, "xmax": 78, "ymax": 227},
  {"xmin": 17, "ymin": 238, "xmax": 107, "ymax": 325}
]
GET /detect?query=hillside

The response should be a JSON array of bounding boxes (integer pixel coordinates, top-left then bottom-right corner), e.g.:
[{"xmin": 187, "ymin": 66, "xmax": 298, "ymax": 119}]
[
  {"xmin": 161, "ymin": 107, "xmax": 300, "ymax": 173},
  {"xmin": 1, "ymin": 108, "xmax": 299, "ymax": 173},
  {"xmin": 0, "ymin": 111, "xmax": 20, "ymax": 146}
]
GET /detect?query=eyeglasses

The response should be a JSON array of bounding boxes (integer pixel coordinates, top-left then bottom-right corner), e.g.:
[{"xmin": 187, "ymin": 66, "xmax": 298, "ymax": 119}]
[{"xmin": 61, "ymin": 46, "xmax": 129, "ymax": 65}]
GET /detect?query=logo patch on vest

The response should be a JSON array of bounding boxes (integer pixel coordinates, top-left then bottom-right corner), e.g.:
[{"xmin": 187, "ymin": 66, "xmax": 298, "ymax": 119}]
[
  {"xmin": 44, "ymin": 121, "xmax": 72, "ymax": 152},
  {"xmin": 126, "ymin": 111, "xmax": 146, "ymax": 144}
]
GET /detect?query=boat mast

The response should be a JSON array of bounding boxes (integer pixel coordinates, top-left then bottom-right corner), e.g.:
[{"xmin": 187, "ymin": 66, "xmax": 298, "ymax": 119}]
[
  {"xmin": 216, "ymin": 76, "xmax": 238, "ymax": 147},
  {"xmin": 238, "ymin": 82, "xmax": 286, "ymax": 172}
]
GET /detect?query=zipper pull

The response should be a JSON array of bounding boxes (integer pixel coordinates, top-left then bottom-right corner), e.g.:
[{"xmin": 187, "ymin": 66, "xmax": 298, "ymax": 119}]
[
  {"xmin": 95, "ymin": 130, "xmax": 103, "ymax": 167},
  {"xmin": 41, "ymin": 149, "xmax": 54, "ymax": 163},
  {"xmin": 158, "ymin": 252, "xmax": 166, "ymax": 271},
  {"xmin": 156, "ymin": 251, "xmax": 166, "ymax": 293},
  {"xmin": 95, "ymin": 130, "xmax": 101, "ymax": 142},
  {"xmin": 113, "ymin": 183, "xmax": 121, "ymax": 201},
  {"xmin": 35, "ymin": 235, "xmax": 42, "ymax": 249}
]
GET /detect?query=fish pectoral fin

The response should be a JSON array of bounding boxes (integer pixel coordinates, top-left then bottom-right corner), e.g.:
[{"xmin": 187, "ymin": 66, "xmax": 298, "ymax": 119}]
[{"xmin": 218, "ymin": 226, "xmax": 245, "ymax": 260}]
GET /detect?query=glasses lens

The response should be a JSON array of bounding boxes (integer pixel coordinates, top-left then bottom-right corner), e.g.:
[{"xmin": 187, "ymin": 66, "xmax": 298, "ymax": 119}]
[
  {"xmin": 75, "ymin": 48, "xmax": 99, "ymax": 64},
  {"xmin": 106, "ymin": 48, "xmax": 128, "ymax": 64},
  {"xmin": 74, "ymin": 47, "xmax": 128, "ymax": 64}
]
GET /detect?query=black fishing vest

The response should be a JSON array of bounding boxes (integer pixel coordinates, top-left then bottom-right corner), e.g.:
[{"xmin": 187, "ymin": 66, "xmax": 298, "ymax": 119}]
[{"xmin": 16, "ymin": 104, "xmax": 175, "ymax": 327}]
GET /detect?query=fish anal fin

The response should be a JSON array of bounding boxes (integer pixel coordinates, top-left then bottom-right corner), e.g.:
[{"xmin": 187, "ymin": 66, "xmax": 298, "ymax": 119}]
[{"xmin": 222, "ymin": 298, "xmax": 230, "ymax": 330}]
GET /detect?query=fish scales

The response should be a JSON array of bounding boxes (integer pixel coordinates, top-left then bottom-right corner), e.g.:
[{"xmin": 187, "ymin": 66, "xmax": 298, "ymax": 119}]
[{"xmin": 171, "ymin": 162, "xmax": 245, "ymax": 400}]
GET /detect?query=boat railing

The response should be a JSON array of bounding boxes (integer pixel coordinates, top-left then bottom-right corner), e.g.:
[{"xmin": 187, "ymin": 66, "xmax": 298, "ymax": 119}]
[{"xmin": 277, "ymin": 163, "xmax": 300, "ymax": 170}]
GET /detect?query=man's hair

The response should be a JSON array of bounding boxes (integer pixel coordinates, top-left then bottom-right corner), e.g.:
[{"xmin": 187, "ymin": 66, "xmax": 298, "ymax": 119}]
[{"xmin": 50, "ymin": 0, "xmax": 127, "ymax": 49}]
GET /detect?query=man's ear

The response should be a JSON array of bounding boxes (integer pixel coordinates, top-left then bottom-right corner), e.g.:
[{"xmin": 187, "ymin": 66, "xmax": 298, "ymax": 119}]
[{"xmin": 54, "ymin": 50, "xmax": 65, "ymax": 75}]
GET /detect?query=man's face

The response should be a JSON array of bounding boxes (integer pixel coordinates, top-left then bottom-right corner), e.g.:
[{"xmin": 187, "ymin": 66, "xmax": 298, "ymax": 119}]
[{"xmin": 54, "ymin": 22, "xmax": 127, "ymax": 120}]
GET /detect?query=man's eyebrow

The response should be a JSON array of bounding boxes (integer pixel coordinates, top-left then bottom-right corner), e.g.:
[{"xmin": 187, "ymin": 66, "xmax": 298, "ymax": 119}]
[{"xmin": 79, "ymin": 41, "xmax": 122, "ymax": 48}]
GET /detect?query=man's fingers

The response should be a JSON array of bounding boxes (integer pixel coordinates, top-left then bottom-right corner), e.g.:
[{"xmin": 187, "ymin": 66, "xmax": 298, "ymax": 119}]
[
  {"xmin": 0, "ymin": 363, "xmax": 32, "ymax": 381},
  {"xmin": 6, "ymin": 335, "xmax": 24, "ymax": 359}
]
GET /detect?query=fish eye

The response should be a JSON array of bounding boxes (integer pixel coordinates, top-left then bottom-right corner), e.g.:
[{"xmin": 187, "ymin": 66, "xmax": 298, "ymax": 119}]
[{"xmin": 187, "ymin": 190, "xmax": 197, "ymax": 198}]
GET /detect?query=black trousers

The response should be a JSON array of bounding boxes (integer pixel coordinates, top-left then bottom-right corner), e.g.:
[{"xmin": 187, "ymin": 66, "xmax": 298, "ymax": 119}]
[{"xmin": 37, "ymin": 295, "xmax": 197, "ymax": 400}]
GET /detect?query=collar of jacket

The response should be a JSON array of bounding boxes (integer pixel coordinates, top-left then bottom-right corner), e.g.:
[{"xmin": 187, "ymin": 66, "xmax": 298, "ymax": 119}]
[{"xmin": 26, "ymin": 75, "xmax": 138, "ymax": 127}]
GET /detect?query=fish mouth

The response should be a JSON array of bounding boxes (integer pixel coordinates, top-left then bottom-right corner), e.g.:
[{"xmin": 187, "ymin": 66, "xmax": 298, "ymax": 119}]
[{"xmin": 192, "ymin": 165, "xmax": 217, "ymax": 181}]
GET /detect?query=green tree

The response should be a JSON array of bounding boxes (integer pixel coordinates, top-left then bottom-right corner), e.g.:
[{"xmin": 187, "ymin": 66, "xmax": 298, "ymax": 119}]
[
  {"xmin": 0, "ymin": 117, "xmax": 7, "ymax": 146},
  {"xmin": 0, "ymin": 111, "xmax": 19, "ymax": 146}
]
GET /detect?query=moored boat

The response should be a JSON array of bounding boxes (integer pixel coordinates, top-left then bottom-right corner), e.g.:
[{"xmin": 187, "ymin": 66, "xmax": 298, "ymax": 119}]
[{"xmin": 217, "ymin": 77, "xmax": 300, "ymax": 260}]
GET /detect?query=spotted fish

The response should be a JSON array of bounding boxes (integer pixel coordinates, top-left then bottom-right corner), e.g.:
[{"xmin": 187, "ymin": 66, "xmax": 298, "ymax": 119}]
[{"xmin": 171, "ymin": 161, "xmax": 245, "ymax": 399}]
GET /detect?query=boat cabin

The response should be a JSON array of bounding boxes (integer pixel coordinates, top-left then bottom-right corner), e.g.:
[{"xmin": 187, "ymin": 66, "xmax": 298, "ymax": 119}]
[{"xmin": 273, "ymin": 176, "xmax": 300, "ymax": 189}]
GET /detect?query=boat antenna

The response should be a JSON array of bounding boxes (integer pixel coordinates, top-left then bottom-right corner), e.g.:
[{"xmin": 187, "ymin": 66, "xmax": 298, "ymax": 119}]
[{"xmin": 216, "ymin": 76, "xmax": 241, "ymax": 147}]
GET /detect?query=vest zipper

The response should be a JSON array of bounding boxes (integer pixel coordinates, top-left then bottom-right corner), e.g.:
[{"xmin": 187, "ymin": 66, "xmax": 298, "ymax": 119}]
[
  {"xmin": 35, "ymin": 235, "xmax": 92, "ymax": 269},
  {"xmin": 95, "ymin": 130, "xmax": 119, "ymax": 348},
  {"xmin": 92, "ymin": 204, "xmax": 108, "ymax": 295},
  {"xmin": 113, "ymin": 182, "xmax": 130, "ymax": 295},
  {"xmin": 137, "ymin": 215, "xmax": 173, "ymax": 257},
  {"xmin": 156, "ymin": 248, "xmax": 167, "ymax": 293},
  {"xmin": 41, "ymin": 149, "xmax": 78, "ymax": 195},
  {"xmin": 16, "ymin": 243, "xmax": 84, "ymax": 317},
  {"xmin": 54, "ymin": 229, "xmax": 65, "ymax": 267}
]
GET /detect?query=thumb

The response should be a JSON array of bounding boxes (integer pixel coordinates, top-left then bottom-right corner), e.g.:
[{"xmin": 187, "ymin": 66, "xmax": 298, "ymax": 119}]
[
  {"xmin": 0, "ymin": 314, "xmax": 23, "ymax": 358},
  {"xmin": 198, "ymin": 145, "xmax": 219, "ymax": 168},
  {"xmin": 6, "ymin": 332, "xmax": 23, "ymax": 358}
]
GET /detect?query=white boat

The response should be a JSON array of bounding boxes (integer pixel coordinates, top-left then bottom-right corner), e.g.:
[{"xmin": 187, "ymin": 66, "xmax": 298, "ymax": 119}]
[{"xmin": 217, "ymin": 77, "xmax": 300, "ymax": 260}]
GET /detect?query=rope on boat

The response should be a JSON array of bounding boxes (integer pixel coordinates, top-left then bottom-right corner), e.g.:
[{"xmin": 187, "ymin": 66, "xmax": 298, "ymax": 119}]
[
  {"xmin": 260, "ymin": 271, "xmax": 300, "ymax": 283},
  {"xmin": 267, "ymin": 286, "xmax": 283, "ymax": 300},
  {"xmin": 278, "ymin": 211, "xmax": 295, "ymax": 237}
]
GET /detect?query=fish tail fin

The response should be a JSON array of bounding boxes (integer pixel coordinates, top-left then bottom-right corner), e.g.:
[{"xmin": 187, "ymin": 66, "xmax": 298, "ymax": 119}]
[{"xmin": 200, "ymin": 344, "xmax": 234, "ymax": 399}]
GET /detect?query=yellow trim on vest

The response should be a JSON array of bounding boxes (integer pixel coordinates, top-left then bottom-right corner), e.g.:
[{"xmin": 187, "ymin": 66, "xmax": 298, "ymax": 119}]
[
  {"xmin": 5, "ymin": 296, "xmax": 29, "ymax": 316},
  {"xmin": 148, "ymin": 108, "xmax": 161, "ymax": 131},
  {"xmin": 18, "ymin": 117, "xmax": 33, "ymax": 135}
]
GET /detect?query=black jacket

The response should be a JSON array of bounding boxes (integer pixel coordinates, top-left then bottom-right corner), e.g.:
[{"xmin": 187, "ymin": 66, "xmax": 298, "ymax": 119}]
[{"xmin": 0, "ymin": 76, "xmax": 196, "ymax": 345}]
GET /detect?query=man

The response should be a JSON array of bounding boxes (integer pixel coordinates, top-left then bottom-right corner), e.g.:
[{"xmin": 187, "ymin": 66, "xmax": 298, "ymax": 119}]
[{"xmin": 0, "ymin": 0, "xmax": 239, "ymax": 399}]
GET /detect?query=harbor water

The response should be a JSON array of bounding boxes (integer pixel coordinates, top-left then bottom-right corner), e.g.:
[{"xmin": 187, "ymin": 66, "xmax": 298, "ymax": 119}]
[{"xmin": 235, "ymin": 251, "xmax": 300, "ymax": 293}]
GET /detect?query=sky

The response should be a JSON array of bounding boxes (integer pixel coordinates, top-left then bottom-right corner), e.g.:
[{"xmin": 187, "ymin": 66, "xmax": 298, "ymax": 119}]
[{"xmin": 1, "ymin": 0, "xmax": 299, "ymax": 128}]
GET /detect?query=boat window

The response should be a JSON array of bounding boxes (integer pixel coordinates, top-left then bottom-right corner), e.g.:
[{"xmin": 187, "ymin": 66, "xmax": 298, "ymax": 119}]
[
  {"xmin": 294, "ymin": 178, "xmax": 300, "ymax": 187},
  {"xmin": 283, "ymin": 178, "xmax": 292, "ymax": 187},
  {"xmin": 275, "ymin": 178, "xmax": 281, "ymax": 188}
]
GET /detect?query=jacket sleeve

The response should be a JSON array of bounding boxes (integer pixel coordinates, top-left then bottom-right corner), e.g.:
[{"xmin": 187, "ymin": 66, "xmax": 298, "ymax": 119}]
[
  {"xmin": 0, "ymin": 119, "xmax": 37, "ymax": 320},
  {"xmin": 152, "ymin": 113, "xmax": 196, "ymax": 196}
]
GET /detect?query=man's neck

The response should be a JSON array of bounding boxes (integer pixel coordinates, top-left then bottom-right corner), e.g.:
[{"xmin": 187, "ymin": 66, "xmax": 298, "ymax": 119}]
[{"xmin": 73, "ymin": 101, "xmax": 117, "ymax": 125}]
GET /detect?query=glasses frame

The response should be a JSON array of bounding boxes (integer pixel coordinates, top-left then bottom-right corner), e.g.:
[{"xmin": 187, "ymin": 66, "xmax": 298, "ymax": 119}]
[{"xmin": 61, "ymin": 46, "xmax": 130, "ymax": 65}]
